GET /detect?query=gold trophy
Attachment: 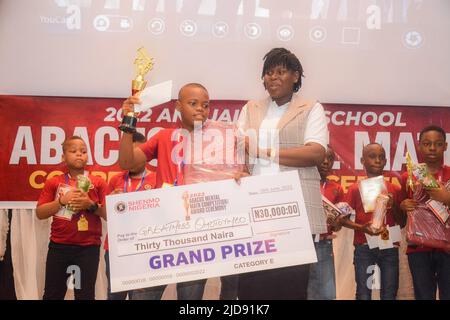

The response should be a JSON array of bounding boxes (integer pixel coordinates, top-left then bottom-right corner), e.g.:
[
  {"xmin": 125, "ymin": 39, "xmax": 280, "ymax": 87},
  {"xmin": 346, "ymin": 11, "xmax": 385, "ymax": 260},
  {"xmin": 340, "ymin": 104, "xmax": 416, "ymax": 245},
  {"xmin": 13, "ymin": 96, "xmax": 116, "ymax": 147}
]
[
  {"xmin": 405, "ymin": 152, "xmax": 415, "ymax": 198},
  {"xmin": 119, "ymin": 47, "xmax": 154, "ymax": 133}
]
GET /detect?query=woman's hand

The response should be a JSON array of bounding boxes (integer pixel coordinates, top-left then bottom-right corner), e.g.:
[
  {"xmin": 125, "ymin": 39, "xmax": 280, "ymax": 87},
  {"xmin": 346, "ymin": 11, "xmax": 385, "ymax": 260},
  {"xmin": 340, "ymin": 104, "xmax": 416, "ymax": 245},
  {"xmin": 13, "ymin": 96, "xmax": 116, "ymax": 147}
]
[
  {"xmin": 244, "ymin": 135, "xmax": 262, "ymax": 159},
  {"xmin": 233, "ymin": 171, "xmax": 250, "ymax": 185}
]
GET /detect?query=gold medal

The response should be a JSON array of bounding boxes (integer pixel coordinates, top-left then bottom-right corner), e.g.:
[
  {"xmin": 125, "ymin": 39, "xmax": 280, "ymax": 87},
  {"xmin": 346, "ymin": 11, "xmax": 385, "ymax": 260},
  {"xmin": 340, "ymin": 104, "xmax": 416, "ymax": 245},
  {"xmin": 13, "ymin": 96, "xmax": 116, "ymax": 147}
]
[
  {"xmin": 77, "ymin": 215, "xmax": 89, "ymax": 232},
  {"xmin": 381, "ymin": 228, "xmax": 390, "ymax": 241}
]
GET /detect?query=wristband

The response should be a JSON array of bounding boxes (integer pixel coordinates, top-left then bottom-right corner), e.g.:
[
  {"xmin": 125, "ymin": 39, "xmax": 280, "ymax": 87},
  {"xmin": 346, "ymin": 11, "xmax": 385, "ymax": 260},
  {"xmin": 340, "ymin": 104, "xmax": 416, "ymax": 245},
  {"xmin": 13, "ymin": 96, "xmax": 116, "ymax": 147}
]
[{"xmin": 88, "ymin": 203, "xmax": 99, "ymax": 213}]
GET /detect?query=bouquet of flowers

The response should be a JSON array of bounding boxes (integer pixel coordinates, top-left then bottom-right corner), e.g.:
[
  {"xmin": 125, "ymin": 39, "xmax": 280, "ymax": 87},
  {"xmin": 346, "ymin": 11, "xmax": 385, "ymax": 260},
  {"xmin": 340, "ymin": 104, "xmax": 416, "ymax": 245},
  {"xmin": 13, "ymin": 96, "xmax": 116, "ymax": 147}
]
[{"xmin": 412, "ymin": 163, "xmax": 440, "ymax": 189}]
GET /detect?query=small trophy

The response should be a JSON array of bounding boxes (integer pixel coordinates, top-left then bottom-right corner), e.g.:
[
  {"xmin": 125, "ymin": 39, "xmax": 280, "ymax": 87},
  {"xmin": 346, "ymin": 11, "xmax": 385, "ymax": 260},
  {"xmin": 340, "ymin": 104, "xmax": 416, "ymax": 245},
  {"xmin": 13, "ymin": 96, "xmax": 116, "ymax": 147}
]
[
  {"xmin": 405, "ymin": 152, "xmax": 415, "ymax": 198},
  {"xmin": 77, "ymin": 175, "xmax": 93, "ymax": 193},
  {"xmin": 119, "ymin": 47, "xmax": 154, "ymax": 133},
  {"xmin": 66, "ymin": 175, "xmax": 94, "ymax": 213},
  {"xmin": 371, "ymin": 193, "xmax": 389, "ymax": 230}
]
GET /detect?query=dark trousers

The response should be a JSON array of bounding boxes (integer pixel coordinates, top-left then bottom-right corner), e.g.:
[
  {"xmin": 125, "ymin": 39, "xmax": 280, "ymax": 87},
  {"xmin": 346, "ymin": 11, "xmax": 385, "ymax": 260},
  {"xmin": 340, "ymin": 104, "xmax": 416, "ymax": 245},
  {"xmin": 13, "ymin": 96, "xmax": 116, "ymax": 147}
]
[
  {"xmin": 104, "ymin": 250, "xmax": 130, "ymax": 300},
  {"xmin": 131, "ymin": 280, "xmax": 206, "ymax": 300},
  {"xmin": 0, "ymin": 209, "xmax": 16, "ymax": 300},
  {"xmin": 43, "ymin": 241, "xmax": 100, "ymax": 300},
  {"xmin": 238, "ymin": 264, "xmax": 310, "ymax": 300},
  {"xmin": 220, "ymin": 274, "xmax": 239, "ymax": 300},
  {"xmin": 408, "ymin": 250, "xmax": 450, "ymax": 300},
  {"xmin": 353, "ymin": 245, "xmax": 399, "ymax": 300}
]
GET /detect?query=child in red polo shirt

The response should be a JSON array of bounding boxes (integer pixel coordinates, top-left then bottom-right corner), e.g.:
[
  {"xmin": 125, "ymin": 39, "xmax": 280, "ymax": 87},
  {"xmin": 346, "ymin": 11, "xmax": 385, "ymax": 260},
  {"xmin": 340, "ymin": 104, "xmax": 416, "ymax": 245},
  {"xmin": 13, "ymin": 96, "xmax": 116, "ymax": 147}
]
[
  {"xmin": 399, "ymin": 125, "xmax": 450, "ymax": 300},
  {"xmin": 103, "ymin": 131, "xmax": 156, "ymax": 300},
  {"xmin": 36, "ymin": 136, "xmax": 107, "ymax": 300},
  {"xmin": 307, "ymin": 146, "xmax": 344, "ymax": 300},
  {"xmin": 118, "ymin": 83, "xmax": 247, "ymax": 300},
  {"xmin": 341, "ymin": 143, "xmax": 402, "ymax": 300}
]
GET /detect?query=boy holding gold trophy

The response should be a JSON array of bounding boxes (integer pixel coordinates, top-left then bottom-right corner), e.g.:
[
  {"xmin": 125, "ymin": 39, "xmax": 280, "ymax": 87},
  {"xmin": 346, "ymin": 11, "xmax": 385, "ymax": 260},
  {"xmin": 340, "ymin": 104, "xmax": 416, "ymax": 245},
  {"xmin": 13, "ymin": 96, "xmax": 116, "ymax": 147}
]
[
  {"xmin": 400, "ymin": 125, "xmax": 450, "ymax": 300},
  {"xmin": 116, "ymin": 47, "xmax": 248, "ymax": 300},
  {"xmin": 119, "ymin": 47, "xmax": 154, "ymax": 133}
]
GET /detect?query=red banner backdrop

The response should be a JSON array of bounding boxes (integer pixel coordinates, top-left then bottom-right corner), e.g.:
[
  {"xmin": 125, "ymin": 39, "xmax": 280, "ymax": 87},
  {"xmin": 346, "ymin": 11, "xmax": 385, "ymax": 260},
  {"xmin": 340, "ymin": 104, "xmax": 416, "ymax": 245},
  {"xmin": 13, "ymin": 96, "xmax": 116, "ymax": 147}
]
[{"xmin": 0, "ymin": 95, "xmax": 449, "ymax": 206}]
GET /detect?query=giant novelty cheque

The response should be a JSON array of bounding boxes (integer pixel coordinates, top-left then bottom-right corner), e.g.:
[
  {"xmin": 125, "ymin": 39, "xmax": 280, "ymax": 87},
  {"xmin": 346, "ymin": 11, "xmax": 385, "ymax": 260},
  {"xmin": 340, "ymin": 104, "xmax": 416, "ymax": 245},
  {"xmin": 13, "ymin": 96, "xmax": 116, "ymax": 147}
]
[{"xmin": 106, "ymin": 171, "xmax": 317, "ymax": 292}]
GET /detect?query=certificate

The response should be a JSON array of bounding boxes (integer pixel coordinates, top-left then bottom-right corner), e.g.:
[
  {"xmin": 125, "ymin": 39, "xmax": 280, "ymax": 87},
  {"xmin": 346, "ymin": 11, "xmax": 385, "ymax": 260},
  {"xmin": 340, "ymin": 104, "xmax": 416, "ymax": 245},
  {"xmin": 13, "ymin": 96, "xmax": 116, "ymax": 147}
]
[
  {"xmin": 106, "ymin": 171, "xmax": 317, "ymax": 293},
  {"xmin": 358, "ymin": 175, "xmax": 387, "ymax": 213}
]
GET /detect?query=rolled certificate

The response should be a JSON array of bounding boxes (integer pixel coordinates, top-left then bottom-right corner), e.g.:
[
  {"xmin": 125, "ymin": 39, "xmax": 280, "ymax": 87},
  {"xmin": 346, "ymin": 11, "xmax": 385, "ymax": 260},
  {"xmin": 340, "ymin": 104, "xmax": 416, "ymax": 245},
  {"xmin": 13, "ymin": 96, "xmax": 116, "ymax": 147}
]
[
  {"xmin": 371, "ymin": 194, "xmax": 389, "ymax": 230},
  {"xmin": 55, "ymin": 183, "xmax": 76, "ymax": 220}
]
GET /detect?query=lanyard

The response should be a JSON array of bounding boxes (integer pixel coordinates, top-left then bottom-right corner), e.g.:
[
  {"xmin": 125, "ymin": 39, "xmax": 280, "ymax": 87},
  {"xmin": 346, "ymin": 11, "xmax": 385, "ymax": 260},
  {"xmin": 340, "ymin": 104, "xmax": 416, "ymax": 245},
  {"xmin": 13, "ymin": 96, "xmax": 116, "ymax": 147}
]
[
  {"xmin": 173, "ymin": 129, "xmax": 185, "ymax": 186},
  {"xmin": 124, "ymin": 170, "xmax": 146, "ymax": 193},
  {"xmin": 174, "ymin": 161, "xmax": 185, "ymax": 186},
  {"xmin": 65, "ymin": 171, "xmax": 87, "ymax": 185}
]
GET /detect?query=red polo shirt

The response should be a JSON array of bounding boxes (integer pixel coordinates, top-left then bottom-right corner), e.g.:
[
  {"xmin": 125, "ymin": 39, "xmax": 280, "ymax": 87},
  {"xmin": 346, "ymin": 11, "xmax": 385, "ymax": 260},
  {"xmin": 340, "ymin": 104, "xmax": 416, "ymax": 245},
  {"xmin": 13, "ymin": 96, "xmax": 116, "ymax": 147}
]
[
  {"xmin": 104, "ymin": 170, "xmax": 156, "ymax": 251},
  {"xmin": 138, "ymin": 128, "xmax": 181, "ymax": 188},
  {"xmin": 345, "ymin": 180, "xmax": 401, "ymax": 246},
  {"xmin": 37, "ymin": 173, "xmax": 107, "ymax": 246}
]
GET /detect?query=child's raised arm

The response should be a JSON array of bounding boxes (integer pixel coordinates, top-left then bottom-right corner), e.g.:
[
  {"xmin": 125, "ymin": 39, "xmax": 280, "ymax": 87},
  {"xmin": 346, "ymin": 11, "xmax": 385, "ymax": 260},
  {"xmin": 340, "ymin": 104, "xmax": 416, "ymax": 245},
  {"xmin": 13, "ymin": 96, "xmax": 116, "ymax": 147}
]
[{"xmin": 118, "ymin": 96, "xmax": 148, "ymax": 170}]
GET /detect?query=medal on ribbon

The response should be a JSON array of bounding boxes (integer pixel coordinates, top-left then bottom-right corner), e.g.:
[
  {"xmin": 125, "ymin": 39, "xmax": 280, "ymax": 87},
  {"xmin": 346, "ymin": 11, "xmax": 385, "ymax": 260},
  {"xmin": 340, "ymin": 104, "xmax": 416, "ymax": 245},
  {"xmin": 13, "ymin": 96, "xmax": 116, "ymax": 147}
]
[
  {"xmin": 77, "ymin": 214, "xmax": 89, "ymax": 232},
  {"xmin": 381, "ymin": 228, "xmax": 390, "ymax": 241}
]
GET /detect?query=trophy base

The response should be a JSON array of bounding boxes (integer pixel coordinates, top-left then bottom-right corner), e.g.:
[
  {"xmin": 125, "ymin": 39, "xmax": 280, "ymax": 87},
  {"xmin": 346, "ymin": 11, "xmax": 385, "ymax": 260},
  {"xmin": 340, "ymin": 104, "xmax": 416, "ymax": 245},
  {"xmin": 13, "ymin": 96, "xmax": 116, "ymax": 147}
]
[{"xmin": 119, "ymin": 115, "xmax": 137, "ymax": 133}]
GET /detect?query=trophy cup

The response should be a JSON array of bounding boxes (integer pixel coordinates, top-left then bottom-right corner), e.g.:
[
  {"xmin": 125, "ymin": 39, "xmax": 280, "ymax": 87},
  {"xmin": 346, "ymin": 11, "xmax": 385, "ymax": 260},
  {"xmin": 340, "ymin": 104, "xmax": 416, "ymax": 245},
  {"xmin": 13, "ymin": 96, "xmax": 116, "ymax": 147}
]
[{"xmin": 119, "ymin": 47, "xmax": 154, "ymax": 133}]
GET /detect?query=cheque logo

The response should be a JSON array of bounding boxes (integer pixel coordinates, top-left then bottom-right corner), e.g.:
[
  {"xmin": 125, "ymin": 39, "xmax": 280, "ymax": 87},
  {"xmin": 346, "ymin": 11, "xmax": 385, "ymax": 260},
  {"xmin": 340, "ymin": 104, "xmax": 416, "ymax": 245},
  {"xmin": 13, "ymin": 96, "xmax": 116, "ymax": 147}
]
[
  {"xmin": 115, "ymin": 201, "xmax": 127, "ymax": 214},
  {"xmin": 185, "ymin": 192, "xmax": 229, "ymax": 216},
  {"xmin": 127, "ymin": 198, "xmax": 161, "ymax": 212},
  {"xmin": 182, "ymin": 191, "xmax": 191, "ymax": 221}
]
